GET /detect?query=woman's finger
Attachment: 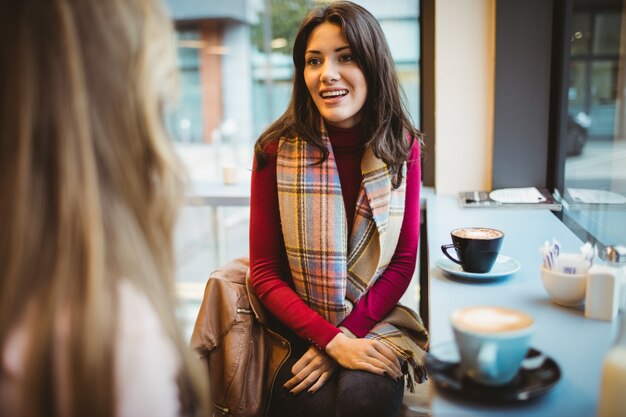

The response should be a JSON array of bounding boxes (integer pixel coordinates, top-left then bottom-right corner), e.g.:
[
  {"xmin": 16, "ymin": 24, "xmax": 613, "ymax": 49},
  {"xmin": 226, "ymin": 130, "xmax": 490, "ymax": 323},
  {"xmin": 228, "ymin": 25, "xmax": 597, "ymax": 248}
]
[
  {"xmin": 373, "ymin": 340, "xmax": 402, "ymax": 369},
  {"xmin": 358, "ymin": 354, "xmax": 402, "ymax": 380},
  {"xmin": 289, "ymin": 349, "xmax": 315, "ymax": 376},
  {"xmin": 307, "ymin": 369, "xmax": 334, "ymax": 394},
  {"xmin": 284, "ymin": 364, "xmax": 313, "ymax": 391},
  {"xmin": 285, "ymin": 347, "xmax": 336, "ymax": 391},
  {"xmin": 372, "ymin": 351, "xmax": 402, "ymax": 376},
  {"xmin": 355, "ymin": 341, "xmax": 400, "ymax": 377},
  {"xmin": 362, "ymin": 340, "xmax": 400, "ymax": 375},
  {"xmin": 354, "ymin": 360, "xmax": 387, "ymax": 377},
  {"xmin": 289, "ymin": 367, "xmax": 322, "ymax": 394}
]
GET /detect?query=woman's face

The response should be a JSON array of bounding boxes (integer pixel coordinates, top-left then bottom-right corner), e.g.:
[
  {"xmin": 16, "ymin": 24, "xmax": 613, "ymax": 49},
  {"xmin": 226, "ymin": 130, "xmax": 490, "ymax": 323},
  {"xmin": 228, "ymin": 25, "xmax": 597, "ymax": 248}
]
[{"xmin": 303, "ymin": 22, "xmax": 367, "ymax": 129}]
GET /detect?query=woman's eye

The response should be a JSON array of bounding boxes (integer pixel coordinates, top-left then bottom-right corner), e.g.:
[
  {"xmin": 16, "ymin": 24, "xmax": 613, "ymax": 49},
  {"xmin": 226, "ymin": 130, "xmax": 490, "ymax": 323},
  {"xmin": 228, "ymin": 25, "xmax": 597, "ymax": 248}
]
[
  {"xmin": 307, "ymin": 57, "xmax": 321, "ymax": 66},
  {"xmin": 339, "ymin": 54, "xmax": 353, "ymax": 63}
]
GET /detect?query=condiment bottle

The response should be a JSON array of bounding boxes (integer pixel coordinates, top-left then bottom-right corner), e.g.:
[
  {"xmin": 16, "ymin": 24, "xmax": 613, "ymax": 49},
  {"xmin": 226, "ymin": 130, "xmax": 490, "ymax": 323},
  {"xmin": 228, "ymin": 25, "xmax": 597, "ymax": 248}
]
[
  {"xmin": 598, "ymin": 295, "xmax": 626, "ymax": 417},
  {"xmin": 585, "ymin": 246, "xmax": 625, "ymax": 321},
  {"xmin": 585, "ymin": 265, "xmax": 620, "ymax": 321},
  {"xmin": 604, "ymin": 246, "xmax": 626, "ymax": 310}
]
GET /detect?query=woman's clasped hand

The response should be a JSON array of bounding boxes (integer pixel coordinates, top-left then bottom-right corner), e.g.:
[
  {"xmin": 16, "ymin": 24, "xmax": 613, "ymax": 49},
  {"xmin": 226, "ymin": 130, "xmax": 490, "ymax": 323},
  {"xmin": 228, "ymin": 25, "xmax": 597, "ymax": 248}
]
[{"xmin": 325, "ymin": 333, "xmax": 404, "ymax": 380}]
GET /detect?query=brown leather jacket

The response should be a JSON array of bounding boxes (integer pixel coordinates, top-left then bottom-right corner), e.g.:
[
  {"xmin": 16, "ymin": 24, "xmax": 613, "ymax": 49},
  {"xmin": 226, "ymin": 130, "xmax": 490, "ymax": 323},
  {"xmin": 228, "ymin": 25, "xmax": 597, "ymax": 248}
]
[{"xmin": 191, "ymin": 257, "xmax": 290, "ymax": 417}]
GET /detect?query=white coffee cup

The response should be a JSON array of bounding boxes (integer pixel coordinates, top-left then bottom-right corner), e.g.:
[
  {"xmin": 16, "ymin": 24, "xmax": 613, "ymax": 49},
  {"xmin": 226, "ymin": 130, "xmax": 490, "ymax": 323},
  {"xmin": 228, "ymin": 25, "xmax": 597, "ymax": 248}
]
[
  {"xmin": 540, "ymin": 266, "xmax": 587, "ymax": 307},
  {"xmin": 222, "ymin": 164, "xmax": 238, "ymax": 185},
  {"xmin": 451, "ymin": 306, "xmax": 535, "ymax": 385}
]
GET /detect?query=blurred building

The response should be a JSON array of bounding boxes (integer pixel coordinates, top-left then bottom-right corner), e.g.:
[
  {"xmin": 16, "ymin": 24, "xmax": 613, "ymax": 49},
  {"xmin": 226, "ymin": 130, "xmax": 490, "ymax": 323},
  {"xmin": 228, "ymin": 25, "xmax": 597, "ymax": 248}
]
[
  {"xmin": 165, "ymin": 0, "xmax": 261, "ymax": 147},
  {"xmin": 165, "ymin": 0, "xmax": 420, "ymax": 148}
]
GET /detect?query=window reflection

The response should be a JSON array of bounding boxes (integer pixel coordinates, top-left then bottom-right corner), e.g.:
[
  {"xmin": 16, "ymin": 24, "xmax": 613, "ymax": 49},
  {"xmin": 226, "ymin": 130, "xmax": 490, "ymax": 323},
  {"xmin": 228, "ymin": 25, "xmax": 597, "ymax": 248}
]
[
  {"xmin": 571, "ymin": 13, "xmax": 590, "ymax": 55},
  {"xmin": 169, "ymin": 31, "xmax": 204, "ymax": 143},
  {"xmin": 593, "ymin": 13, "xmax": 621, "ymax": 55},
  {"xmin": 563, "ymin": 0, "xmax": 626, "ymax": 247}
]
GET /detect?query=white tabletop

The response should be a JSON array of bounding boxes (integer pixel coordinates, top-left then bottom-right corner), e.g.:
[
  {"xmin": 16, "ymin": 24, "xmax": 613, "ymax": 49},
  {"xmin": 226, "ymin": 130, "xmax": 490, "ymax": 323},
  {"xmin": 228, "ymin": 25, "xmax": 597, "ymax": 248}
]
[
  {"xmin": 186, "ymin": 181, "xmax": 250, "ymax": 206},
  {"xmin": 425, "ymin": 194, "xmax": 615, "ymax": 416}
]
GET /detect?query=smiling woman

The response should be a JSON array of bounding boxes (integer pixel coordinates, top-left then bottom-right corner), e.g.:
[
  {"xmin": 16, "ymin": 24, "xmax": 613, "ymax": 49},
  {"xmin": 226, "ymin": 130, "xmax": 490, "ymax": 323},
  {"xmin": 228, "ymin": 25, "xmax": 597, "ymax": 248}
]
[{"xmin": 248, "ymin": 2, "xmax": 429, "ymax": 417}]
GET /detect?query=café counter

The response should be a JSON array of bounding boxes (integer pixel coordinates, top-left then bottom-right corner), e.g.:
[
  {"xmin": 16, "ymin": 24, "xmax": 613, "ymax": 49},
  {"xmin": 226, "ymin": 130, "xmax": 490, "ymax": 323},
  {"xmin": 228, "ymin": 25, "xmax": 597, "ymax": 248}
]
[{"xmin": 423, "ymin": 193, "xmax": 615, "ymax": 417}]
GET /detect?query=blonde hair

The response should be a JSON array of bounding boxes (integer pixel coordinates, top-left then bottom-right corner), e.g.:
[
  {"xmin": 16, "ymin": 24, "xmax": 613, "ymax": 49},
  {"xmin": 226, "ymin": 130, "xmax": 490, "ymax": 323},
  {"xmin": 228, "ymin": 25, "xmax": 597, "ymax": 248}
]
[{"xmin": 0, "ymin": 0, "xmax": 209, "ymax": 416}]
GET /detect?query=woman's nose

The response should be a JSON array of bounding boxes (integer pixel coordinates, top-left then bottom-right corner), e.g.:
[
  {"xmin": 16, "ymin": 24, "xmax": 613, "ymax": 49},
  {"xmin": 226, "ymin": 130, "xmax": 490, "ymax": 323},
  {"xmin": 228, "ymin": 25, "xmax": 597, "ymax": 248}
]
[{"xmin": 320, "ymin": 61, "xmax": 340, "ymax": 83}]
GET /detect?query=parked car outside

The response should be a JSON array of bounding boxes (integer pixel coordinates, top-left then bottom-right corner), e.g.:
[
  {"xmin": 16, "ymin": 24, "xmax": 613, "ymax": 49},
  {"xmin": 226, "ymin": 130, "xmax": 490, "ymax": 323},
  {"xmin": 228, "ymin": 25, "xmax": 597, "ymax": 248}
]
[{"xmin": 566, "ymin": 112, "xmax": 590, "ymax": 156}]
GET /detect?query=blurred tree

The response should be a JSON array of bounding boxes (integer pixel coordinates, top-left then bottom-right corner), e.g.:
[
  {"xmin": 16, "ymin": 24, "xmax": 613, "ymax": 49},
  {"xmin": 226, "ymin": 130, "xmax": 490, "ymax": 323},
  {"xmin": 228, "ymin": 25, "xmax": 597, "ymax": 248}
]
[{"xmin": 251, "ymin": 0, "xmax": 315, "ymax": 53}]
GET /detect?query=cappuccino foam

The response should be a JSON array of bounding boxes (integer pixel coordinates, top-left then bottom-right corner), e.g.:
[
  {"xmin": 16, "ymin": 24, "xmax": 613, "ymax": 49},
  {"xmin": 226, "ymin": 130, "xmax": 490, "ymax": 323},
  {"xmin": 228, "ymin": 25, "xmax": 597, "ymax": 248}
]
[
  {"xmin": 452, "ymin": 307, "xmax": 533, "ymax": 333},
  {"xmin": 453, "ymin": 228, "xmax": 503, "ymax": 240}
]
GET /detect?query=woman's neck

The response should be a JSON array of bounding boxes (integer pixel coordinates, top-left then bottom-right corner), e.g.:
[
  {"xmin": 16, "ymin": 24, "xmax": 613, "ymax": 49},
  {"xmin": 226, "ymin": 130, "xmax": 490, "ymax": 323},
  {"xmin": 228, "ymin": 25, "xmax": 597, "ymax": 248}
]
[{"xmin": 326, "ymin": 123, "xmax": 364, "ymax": 154}]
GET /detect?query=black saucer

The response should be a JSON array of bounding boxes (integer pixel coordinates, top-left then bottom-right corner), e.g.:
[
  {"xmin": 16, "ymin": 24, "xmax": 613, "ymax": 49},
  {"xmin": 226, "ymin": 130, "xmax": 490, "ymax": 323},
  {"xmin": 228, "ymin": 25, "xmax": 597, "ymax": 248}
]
[{"xmin": 425, "ymin": 342, "xmax": 561, "ymax": 402}]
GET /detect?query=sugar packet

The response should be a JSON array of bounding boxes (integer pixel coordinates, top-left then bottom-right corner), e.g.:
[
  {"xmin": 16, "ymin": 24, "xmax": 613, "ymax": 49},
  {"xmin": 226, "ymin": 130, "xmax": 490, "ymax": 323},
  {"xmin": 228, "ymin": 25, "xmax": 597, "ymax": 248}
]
[{"xmin": 540, "ymin": 239, "xmax": 595, "ymax": 274}]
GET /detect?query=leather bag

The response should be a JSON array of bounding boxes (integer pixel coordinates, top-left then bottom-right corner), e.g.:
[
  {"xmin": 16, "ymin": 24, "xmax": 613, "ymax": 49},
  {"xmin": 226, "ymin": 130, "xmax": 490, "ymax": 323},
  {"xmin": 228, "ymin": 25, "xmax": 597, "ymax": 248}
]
[{"xmin": 190, "ymin": 257, "xmax": 290, "ymax": 417}]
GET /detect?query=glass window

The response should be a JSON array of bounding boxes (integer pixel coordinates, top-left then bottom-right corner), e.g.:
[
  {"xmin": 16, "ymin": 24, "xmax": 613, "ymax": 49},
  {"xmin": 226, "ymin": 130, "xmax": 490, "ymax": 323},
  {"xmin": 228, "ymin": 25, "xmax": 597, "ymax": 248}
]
[
  {"xmin": 589, "ymin": 60, "xmax": 619, "ymax": 138},
  {"xmin": 571, "ymin": 12, "xmax": 590, "ymax": 55},
  {"xmin": 593, "ymin": 13, "xmax": 621, "ymax": 55},
  {"xmin": 380, "ymin": 18, "xmax": 421, "ymax": 121},
  {"xmin": 561, "ymin": 1, "xmax": 626, "ymax": 249},
  {"xmin": 568, "ymin": 60, "xmax": 587, "ymax": 110},
  {"xmin": 163, "ymin": 0, "xmax": 422, "ymax": 303},
  {"xmin": 168, "ymin": 30, "xmax": 205, "ymax": 143}
]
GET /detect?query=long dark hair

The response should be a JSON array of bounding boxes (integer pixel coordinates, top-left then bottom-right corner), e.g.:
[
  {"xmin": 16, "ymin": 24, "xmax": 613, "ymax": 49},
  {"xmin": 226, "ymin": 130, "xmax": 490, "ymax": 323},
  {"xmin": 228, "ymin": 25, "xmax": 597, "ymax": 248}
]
[{"xmin": 254, "ymin": 0, "xmax": 422, "ymax": 187}]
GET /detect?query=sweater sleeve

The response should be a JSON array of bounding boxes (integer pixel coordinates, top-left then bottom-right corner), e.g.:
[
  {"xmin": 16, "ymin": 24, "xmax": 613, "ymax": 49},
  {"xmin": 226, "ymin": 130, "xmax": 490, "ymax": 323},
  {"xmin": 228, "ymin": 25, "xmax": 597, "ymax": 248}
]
[
  {"xmin": 339, "ymin": 141, "xmax": 421, "ymax": 337},
  {"xmin": 249, "ymin": 143, "xmax": 341, "ymax": 350}
]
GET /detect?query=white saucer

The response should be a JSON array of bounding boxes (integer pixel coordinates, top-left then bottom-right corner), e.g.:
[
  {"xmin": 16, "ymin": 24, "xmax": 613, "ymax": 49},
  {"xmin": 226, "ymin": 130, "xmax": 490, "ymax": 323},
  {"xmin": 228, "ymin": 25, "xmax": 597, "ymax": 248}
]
[{"xmin": 435, "ymin": 255, "xmax": 521, "ymax": 281}]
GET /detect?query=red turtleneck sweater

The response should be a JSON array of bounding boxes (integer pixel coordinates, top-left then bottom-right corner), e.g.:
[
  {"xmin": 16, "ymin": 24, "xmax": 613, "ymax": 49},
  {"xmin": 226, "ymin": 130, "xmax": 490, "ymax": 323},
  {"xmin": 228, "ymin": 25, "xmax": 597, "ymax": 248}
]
[{"xmin": 249, "ymin": 124, "xmax": 421, "ymax": 350}]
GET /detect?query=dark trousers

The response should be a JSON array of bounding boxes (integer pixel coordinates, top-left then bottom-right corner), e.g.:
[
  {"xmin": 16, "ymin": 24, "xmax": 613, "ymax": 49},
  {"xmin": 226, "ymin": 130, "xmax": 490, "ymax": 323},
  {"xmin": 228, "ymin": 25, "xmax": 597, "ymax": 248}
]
[{"xmin": 268, "ymin": 335, "xmax": 405, "ymax": 417}]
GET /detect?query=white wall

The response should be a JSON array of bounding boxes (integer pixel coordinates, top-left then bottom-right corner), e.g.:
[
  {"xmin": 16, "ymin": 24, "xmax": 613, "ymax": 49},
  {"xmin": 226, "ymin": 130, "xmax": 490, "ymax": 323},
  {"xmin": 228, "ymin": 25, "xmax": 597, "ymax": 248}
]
[{"xmin": 434, "ymin": 0, "xmax": 496, "ymax": 195}]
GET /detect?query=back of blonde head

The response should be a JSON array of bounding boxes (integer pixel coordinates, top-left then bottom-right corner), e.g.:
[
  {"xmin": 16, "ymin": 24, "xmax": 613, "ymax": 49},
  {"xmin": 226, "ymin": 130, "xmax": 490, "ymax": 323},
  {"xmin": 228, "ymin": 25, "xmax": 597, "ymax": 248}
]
[{"xmin": 0, "ymin": 0, "xmax": 208, "ymax": 416}]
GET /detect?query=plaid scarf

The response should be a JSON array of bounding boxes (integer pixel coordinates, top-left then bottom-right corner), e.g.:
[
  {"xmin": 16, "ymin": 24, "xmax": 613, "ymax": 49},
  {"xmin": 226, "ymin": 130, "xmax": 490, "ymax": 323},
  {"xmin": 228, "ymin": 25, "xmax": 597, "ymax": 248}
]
[{"xmin": 277, "ymin": 126, "xmax": 428, "ymax": 389}]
